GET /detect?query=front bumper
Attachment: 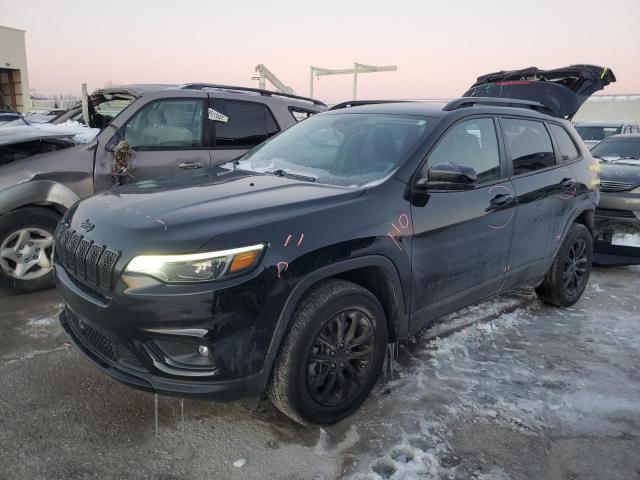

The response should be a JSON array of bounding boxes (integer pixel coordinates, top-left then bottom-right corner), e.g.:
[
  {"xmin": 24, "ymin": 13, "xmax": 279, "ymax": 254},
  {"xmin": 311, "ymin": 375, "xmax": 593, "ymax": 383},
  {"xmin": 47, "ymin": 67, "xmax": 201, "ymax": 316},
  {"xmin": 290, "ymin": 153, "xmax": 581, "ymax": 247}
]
[
  {"xmin": 594, "ymin": 192, "xmax": 640, "ymax": 266},
  {"xmin": 55, "ymin": 263, "xmax": 282, "ymax": 401}
]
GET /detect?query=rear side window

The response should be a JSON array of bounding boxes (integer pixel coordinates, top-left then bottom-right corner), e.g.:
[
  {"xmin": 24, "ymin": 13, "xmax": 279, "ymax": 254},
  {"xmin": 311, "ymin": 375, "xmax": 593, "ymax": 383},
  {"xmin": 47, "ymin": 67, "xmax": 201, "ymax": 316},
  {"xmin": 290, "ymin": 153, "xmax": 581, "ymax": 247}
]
[
  {"xmin": 427, "ymin": 117, "xmax": 501, "ymax": 184},
  {"xmin": 289, "ymin": 108, "xmax": 315, "ymax": 122},
  {"xmin": 549, "ymin": 124, "xmax": 579, "ymax": 162},
  {"xmin": 212, "ymin": 99, "xmax": 279, "ymax": 148},
  {"xmin": 502, "ymin": 118, "xmax": 555, "ymax": 175}
]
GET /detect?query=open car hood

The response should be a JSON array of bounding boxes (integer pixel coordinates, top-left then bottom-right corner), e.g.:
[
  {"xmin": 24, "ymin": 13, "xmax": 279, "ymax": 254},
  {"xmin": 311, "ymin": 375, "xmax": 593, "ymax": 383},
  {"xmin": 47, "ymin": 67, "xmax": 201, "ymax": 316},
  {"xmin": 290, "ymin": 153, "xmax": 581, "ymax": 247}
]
[{"xmin": 462, "ymin": 65, "xmax": 616, "ymax": 119}]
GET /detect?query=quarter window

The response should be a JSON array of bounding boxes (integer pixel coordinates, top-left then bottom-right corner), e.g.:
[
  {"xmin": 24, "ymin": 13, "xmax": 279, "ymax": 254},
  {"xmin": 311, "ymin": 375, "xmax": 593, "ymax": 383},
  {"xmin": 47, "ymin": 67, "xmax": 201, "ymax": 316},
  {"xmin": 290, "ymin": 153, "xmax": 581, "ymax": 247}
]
[
  {"xmin": 427, "ymin": 118, "xmax": 501, "ymax": 184},
  {"xmin": 212, "ymin": 100, "xmax": 279, "ymax": 148},
  {"xmin": 502, "ymin": 118, "xmax": 555, "ymax": 175},
  {"xmin": 549, "ymin": 124, "xmax": 579, "ymax": 162},
  {"xmin": 289, "ymin": 108, "xmax": 315, "ymax": 122},
  {"xmin": 123, "ymin": 99, "xmax": 204, "ymax": 149}
]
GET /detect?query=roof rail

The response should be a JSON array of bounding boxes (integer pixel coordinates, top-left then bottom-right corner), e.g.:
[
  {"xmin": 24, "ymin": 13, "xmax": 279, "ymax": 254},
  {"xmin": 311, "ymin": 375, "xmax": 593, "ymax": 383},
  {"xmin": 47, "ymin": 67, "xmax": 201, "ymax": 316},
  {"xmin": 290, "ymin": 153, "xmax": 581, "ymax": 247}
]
[
  {"xmin": 180, "ymin": 83, "xmax": 327, "ymax": 107},
  {"xmin": 443, "ymin": 97, "xmax": 553, "ymax": 115},
  {"xmin": 329, "ymin": 100, "xmax": 410, "ymax": 110}
]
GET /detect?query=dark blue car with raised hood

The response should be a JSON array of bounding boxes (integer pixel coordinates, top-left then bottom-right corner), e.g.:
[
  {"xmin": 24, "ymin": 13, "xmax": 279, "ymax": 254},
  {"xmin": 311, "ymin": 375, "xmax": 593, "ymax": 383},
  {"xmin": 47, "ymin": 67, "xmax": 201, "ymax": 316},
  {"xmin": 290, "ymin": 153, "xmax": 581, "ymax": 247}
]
[{"xmin": 54, "ymin": 65, "xmax": 613, "ymax": 425}]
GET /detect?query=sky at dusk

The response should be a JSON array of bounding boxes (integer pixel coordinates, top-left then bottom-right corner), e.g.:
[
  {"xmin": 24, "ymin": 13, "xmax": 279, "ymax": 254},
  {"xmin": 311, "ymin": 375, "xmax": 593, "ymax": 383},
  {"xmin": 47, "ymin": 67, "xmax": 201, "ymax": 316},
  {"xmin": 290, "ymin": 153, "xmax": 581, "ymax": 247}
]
[{"xmin": 2, "ymin": 0, "xmax": 639, "ymax": 104}]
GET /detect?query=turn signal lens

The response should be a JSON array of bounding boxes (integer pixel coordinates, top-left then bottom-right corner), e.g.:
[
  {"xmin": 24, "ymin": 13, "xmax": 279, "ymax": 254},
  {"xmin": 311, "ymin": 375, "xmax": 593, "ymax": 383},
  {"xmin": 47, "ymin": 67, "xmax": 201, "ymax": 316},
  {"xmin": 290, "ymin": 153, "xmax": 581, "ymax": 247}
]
[{"xmin": 229, "ymin": 250, "xmax": 260, "ymax": 272}]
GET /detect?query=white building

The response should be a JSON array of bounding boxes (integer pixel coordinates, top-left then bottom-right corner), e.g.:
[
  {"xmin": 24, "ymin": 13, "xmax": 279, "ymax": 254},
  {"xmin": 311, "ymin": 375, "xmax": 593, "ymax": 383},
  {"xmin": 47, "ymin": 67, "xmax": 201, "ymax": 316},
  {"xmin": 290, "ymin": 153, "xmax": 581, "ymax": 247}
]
[
  {"xmin": 0, "ymin": 25, "xmax": 30, "ymax": 113},
  {"xmin": 573, "ymin": 94, "xmax": 640, "ymax": 123}
]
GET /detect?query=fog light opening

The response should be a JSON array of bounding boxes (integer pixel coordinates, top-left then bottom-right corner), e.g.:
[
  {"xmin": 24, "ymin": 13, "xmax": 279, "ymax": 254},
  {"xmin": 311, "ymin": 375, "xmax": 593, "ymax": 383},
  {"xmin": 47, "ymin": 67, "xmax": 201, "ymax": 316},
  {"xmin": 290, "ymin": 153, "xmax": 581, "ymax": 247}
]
[{"xmin": 198, "ymin": 345, "xmax": 210, "ymax": 357}]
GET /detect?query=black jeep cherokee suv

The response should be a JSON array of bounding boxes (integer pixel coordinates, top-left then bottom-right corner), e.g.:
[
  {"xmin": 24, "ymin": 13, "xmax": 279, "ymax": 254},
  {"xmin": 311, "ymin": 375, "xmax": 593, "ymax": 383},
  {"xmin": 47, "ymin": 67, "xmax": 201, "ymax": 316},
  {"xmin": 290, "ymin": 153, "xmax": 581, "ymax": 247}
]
[{"xmin": 54, "ymin": 66, "xmax": 610, "ymax": 425}]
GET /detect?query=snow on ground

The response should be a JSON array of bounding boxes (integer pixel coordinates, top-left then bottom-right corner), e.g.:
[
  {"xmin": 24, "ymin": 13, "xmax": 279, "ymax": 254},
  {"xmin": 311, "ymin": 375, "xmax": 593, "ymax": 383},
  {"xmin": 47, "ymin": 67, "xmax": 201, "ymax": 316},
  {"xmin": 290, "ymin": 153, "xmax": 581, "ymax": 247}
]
[{"xmin": 339, "ymin": 274, "xmax": 640, "ymax": 479}]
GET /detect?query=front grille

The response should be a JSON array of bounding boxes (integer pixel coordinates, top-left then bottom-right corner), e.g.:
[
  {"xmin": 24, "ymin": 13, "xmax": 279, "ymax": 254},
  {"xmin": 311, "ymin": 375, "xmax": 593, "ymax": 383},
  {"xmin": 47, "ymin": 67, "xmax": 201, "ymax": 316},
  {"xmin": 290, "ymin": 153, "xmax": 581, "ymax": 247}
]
[
  {"xmin": 55, "ymin": 222, "xmax": 120, "ymax": 295},
  {"xmin": 67, "ymin": 310, "xmax": 115, "ymax": 360},
  {"xmin": 600, "ymin": 180, "xmax": 634, "ymax": 192},
  {"xmin": 596, "ymin": 207, "xmax": 637, "ymax": 219}
]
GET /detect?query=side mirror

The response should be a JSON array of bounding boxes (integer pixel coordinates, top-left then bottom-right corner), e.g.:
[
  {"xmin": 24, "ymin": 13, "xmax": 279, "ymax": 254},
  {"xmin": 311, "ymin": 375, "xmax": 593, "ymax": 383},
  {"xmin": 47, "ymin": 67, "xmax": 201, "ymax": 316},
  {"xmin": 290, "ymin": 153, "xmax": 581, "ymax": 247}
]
[{"xmin": 414, "ymin": 162, "xmax": 478, "ymax": 191}]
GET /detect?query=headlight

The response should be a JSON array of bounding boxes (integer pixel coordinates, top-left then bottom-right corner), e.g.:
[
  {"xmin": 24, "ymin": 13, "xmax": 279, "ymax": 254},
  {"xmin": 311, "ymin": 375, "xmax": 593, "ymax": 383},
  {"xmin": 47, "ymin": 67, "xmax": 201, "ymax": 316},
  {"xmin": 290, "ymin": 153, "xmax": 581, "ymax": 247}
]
[{"xmin": 125, "ymin": 244, "xmax": 265, "ymax": 283}]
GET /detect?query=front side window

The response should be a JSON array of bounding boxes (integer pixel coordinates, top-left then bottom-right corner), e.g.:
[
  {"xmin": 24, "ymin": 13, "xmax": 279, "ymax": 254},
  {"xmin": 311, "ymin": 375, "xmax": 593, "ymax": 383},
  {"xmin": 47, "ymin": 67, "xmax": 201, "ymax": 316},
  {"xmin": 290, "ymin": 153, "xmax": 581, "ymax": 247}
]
[
  {"xmin": 502, "ymin": 118, "xmax": 555, "ymax": 175},
  {"xmin": 230, "ymin": 113, "xmax": 436, "ymax": 187},
  {"xmin": 549, "ymin": 124, "xmax": 579, "ymax": 162},
  {"xmin": 123, "ymin": 99, "xmax": 204, "ymax": 149},
  {"xmin": 427, "ymin": 117, "xmax": 501, "ymax": 184},
  {"xmin": 213, "ymin": 100, "xmax": 279, "ymax": 148}
]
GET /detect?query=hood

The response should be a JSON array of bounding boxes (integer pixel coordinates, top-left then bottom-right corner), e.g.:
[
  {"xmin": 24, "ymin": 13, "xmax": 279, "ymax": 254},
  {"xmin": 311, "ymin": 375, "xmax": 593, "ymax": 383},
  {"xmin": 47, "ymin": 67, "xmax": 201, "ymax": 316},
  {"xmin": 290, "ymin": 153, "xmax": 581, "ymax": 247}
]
[
  {"xmin": 0, "ymin": 124, "xmax": 99, "ymax": 147},
  {"xmin": 462, "ymin": 65, "xmax": 616, "ymax": 119},
  {"xmin": 68, "ymin": 168, "xmax": 363, "ymax": 253},
  {"xmin": 599, "ymin": 161, "xmax": 640, "ymax": 187}
]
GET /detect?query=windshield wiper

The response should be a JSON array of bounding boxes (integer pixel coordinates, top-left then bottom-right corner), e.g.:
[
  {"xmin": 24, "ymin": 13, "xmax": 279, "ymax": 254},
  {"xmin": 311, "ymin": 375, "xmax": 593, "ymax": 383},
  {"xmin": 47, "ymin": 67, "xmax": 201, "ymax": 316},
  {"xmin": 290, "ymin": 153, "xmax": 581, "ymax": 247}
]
[{"xmin": 267, "ymin": 169, "xmax": 316, "ymax": 182}]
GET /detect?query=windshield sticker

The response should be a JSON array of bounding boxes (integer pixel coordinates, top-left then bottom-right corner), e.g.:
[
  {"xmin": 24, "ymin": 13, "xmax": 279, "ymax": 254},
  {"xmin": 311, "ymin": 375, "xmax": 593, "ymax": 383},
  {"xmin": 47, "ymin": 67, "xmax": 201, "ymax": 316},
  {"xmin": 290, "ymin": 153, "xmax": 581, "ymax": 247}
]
[{"xmin": 208, "ymin": 108, "xmax": 229, "ymax": 123}]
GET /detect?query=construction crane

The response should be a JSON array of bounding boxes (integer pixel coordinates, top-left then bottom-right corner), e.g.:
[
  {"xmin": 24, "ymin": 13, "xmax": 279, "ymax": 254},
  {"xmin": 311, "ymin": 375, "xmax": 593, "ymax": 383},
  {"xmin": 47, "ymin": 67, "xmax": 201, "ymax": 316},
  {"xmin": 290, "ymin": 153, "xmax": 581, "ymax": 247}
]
[
  {"xmin": 253, "ymin": 64, "xmax": 295, "ymax": 94},
  {"xmin": 309, "ymin": 63, "xmax": 398, "ymax": 100}
]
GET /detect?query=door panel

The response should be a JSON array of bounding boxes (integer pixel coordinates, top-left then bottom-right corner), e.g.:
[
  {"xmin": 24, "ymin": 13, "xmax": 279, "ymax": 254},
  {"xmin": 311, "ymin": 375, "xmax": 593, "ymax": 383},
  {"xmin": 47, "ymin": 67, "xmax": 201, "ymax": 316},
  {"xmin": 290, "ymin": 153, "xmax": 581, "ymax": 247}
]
[
  {"xmin": 93, "ymin": 96, "xmax": 209, "ymax": 192},
  {"xmin": 410, "ymin": 116, "xmax": 515, "ymax": 331},
  {"xmin": 411, "ymin": 184, "xmax": 516, "ymax": 327},
  {"xmin": 500, "ymin": 117, "xmax": 562, "ymax": 288}
]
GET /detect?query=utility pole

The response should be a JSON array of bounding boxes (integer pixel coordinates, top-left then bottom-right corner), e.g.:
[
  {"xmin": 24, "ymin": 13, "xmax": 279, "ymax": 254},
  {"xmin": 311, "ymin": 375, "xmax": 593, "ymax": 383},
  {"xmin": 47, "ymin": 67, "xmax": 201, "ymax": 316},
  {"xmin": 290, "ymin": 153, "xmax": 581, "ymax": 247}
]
[
  {"xmin": 309, "ymin": 63, "xmax": 397, "ymax": 99},
  {"xmin": 252, "ymin": 64, "xmax": 295, "ymax": 94}
]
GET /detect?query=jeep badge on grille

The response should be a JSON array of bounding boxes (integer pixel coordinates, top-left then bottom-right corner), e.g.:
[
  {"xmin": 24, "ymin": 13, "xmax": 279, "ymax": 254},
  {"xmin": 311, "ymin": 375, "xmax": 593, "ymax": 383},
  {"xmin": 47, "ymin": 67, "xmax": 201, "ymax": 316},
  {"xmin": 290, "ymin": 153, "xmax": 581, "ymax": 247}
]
[{"xmin": 80, "ymin": 219, "xmax": 95, "ymax": 232}]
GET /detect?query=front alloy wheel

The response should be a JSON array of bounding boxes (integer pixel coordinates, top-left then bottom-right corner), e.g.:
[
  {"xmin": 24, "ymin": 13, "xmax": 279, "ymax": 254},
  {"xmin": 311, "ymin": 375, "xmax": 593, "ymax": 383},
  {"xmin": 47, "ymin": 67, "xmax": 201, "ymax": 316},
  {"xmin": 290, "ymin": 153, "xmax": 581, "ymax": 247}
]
[
  {"xmin": 0, "ymin": 207, "xmax": 61, "ymax": 294},
  {"xmin": 563, "ymin": 237, "xmax": 588, "ymax": 297},
  {"xmin": 268, "ymin": 279, "xmax": 388, "ymax": 425},
  {"xmin": 0, "ymin": 228, "xmax": 54, "ymax": 281},
  {"xmin": 307, "ymin": 309, "xmax": 376, "ymax": 407}
]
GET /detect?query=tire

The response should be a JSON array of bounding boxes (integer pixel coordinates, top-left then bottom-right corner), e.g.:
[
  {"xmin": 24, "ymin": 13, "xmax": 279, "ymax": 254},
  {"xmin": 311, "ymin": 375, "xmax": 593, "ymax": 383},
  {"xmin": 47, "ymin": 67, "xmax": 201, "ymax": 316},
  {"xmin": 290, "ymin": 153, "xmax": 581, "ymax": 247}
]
[
  {"xmin": 535, "ymin": 222, "xmax": 593, "ymax": 307},
  {"xmin": 0, "ymin": 207, "xmax": 61, "ymax": 294},
  {"xmin": 267, "ymin": 279, "xmax": 388, "ymax": 425}
]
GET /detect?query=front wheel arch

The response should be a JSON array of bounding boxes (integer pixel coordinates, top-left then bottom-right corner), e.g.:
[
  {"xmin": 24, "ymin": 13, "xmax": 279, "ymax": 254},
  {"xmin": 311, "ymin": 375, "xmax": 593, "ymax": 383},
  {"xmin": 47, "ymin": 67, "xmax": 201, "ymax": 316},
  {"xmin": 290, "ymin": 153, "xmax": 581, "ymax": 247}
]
[{"xmin": 261, "ymin": 256, "xmax": 408, "ymax": 391}]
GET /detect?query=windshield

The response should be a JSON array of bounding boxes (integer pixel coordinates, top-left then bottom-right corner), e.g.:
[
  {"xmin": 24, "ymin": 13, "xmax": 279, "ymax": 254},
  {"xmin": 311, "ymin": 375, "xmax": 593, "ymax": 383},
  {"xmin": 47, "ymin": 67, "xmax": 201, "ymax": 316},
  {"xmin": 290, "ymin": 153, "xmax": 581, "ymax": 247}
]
[
  {"xmin": 230, "ymin": 113, "xmax": 436, "ymax": 187},
  {"xmin": 591, "ymin": 137, "xmax": 640, "ymax": 160},
  {"xmin": 575, "ymin": 125, "xmax": 621, "ymax": 141}
]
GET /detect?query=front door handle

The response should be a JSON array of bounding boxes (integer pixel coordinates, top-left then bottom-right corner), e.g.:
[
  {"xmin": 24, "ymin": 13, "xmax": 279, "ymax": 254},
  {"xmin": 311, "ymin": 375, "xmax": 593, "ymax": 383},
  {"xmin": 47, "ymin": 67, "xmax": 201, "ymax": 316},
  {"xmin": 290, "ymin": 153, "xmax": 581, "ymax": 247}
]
[
  {"xmin": 490, "ymin": 193, "xmax": 514, "ymax": 207},
  {"xmin": 560, "ymin": 177, "xmax": 576, "ymax": 189},
  {"xmin": 178, "ymin": 161, "xmax": 204, "ymax": 169}
]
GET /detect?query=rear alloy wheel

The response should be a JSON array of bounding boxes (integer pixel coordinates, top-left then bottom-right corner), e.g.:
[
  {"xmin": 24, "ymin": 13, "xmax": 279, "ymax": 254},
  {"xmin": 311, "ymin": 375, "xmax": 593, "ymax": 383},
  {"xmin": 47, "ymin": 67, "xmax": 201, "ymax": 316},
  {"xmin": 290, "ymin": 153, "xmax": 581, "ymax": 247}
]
[
  {"xmin": 268, "ymin": 279, "xmax": 388, "ymax": 425},
  {"xmin": 535, "ymin": 222, "xmax": 593, "ymax": 307},
  {"xmin": 0, "ymin": 208, "xmax": 60, "ymax": 294}
]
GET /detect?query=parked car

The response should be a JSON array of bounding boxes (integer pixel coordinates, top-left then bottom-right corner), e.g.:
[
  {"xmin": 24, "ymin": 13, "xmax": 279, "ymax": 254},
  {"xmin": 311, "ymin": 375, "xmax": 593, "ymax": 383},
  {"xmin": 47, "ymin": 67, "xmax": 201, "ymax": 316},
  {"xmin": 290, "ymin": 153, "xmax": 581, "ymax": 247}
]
[
  {"xmin": 574, "ymin": 121, "xmax": 640, "ymax": 149},
  {"xmin": 54, "ymin": 65, "xmax": 610, "ymax": 425},
  {"xmin": 590, "ymin": 133, "xmax": 640, "ymax": 264},
  {"xmin": 0, "ymin": 84, "xmax": 325, "ymax": 293},
  {"xmin": 24, "ymin": 109, "xmax": 68, "ymax": 124},
  {"xmin": 0, "ymin": 109, "xmax": 22, "ymax": 126}
]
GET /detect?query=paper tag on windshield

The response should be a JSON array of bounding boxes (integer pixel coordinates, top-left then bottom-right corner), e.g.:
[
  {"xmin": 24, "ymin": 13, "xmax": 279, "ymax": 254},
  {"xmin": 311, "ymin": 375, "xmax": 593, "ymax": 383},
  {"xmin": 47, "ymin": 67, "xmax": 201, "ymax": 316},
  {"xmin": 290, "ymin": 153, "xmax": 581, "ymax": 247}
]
[{"xmin": 208, "ymin": 108, "xmax": 229, "ymax": 123}]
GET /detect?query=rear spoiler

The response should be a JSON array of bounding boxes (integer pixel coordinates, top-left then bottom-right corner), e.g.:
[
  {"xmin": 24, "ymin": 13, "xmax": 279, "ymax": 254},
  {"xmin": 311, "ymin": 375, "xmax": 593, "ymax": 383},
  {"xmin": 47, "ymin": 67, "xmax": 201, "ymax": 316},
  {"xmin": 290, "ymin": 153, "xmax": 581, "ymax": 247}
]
[{"xmin": 463, "ymin": 65, "xmax": 616, "ymax": 119}]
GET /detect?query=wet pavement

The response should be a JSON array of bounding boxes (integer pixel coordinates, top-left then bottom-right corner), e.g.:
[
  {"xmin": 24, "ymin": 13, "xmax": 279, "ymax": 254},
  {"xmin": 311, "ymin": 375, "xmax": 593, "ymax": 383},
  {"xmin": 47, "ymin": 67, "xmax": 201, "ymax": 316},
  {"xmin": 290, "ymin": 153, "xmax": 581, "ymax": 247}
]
[{"xmin": 1, "ymin": 266, "xmax": 639, "ymax": 479}]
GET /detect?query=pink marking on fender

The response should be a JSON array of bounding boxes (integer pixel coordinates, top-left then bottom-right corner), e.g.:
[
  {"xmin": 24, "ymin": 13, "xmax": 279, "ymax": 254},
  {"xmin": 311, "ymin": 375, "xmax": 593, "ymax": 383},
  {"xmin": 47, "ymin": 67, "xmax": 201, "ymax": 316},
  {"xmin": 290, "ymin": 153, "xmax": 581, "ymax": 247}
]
[
  {"xmin": 388, "ymin": 233, "xmax": 402, "ymax": 250},
  {"xmin": 297, "ymin": 233, "xmax": 304, "ymax": 246},
  {"xmin": 276, "ymin": 261, "xmax": 289, "ymax": 278},
  {"xmin": 398, "ymin": 213, "xmax": 409, "ymax": 229},
  {"xmin": 391, "ymin": 223, "xmax": 402, "ymax": 234},
  {"xmin": 284, "ymin": 234, "xmax": 292, "ymax": 247}
]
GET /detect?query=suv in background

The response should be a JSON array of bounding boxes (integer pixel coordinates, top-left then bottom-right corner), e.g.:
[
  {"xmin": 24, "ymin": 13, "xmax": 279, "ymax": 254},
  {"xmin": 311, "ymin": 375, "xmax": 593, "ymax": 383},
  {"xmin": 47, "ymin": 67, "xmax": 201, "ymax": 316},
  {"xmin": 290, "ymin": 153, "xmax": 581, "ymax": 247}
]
[
  {"xmin": 0, "ymin": 84, "xmax": 325, "ymax": 293},
  {"xmin": 55, "ymin": 65, "xmax": 610, "ymax": 425},
  {"xmin": 574, "ymin": 121, "xmax": 640, "ymax": 149}
]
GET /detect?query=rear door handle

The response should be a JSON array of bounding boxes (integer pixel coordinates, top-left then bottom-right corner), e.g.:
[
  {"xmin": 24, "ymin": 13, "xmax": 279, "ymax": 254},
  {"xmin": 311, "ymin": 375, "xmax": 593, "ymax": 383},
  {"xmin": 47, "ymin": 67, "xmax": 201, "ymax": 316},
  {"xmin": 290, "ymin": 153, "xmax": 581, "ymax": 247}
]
[
  {"xmin": 560, "ymin": 177, "xmax": 576, "ymax": 189},
  {"xmin": 490, "ymin": 193, "xmax": 514, "ymax": 207},
  {"xmin": 178, "ymin": 161, "xmax": 204, "ymax": 169}
]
